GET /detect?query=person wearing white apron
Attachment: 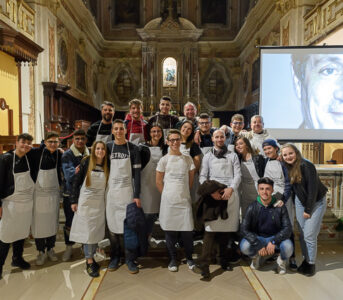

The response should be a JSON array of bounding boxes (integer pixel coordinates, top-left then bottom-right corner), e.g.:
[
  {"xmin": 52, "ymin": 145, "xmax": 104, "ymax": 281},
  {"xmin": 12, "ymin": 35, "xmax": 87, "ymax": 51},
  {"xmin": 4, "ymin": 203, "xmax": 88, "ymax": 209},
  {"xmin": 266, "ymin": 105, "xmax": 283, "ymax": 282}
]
[
  {"xmin": 235, "ymin": 136, "xmax": 265, "ymax": 217},
  {"xmin": 156, "ymin": 129, "xmax": 195, "ymax": 272},
  {"xmin": 70, "ymin": 141, "xmax": 108, "ymax": 277},
  {"xmin": 262, "ymin": 139, "xmax": 297, "ymax": 270},
  {"xmin": 0, "ymin": 133, "xmax": 34, "ymax": 277},
  {"xmin": 31, "ymin": 132, "xmax": 62, "ymax": 266},
  {"xmin": 86, "ymin": 101, "xmax": 115, "ymax": 146},
  {"xmin": 139, "ymin": 123, "xmax": 166, "ymax": 238},
  {"xmin": 197, "ymin": 129, "xmax": 241, "ymax": 278},
  {"xmin": 147, "ymin": 96, "xmax": 179, "ymax": 142},
  {"xmin": 180, "ymin": 121, "xmax": 202, "ymax": 203},
  {"xmin": 194, "ymin": 113, "xmax": 214, "ymax": 156},
  {"xmin": 124, "ymin": 99, "xmax": 147, "ymax": 145},
  {"xmin": 106, "ymin": 119, "xmax": 141, "ymax": 274}
]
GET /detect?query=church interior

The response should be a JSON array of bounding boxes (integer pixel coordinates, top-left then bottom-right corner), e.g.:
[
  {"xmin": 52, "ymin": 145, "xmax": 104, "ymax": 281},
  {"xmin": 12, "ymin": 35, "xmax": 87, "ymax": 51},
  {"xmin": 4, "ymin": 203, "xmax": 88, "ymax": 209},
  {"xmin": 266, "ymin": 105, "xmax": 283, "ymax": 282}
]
[{"xmin": 1, "ymin": 0, "xmax": 343, "ymax": 299}]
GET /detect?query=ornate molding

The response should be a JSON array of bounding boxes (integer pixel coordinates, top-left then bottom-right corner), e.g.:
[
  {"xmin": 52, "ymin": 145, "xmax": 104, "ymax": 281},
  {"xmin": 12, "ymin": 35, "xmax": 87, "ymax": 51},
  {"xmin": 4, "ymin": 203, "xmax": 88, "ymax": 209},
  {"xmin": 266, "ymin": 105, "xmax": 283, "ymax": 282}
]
[
  {"xmin": 275, "ymin": 0, "xmax": 297, "ymax": 17},
  {"xmin": 304, "ymin": 0, "xmax": 343, "ymax": 43}
]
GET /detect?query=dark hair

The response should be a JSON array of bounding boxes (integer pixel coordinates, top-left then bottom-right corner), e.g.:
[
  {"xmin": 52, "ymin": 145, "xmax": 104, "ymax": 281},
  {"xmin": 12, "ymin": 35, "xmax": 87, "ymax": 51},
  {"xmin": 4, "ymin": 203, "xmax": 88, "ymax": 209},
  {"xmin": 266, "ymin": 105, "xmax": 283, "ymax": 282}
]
[
  {"xmin": 148, "ymin": 122, "xmax": 165, "ymax": 149},
  {"xmin": 17, "ymin": 133, "xmax": 33, "ymax": 142},
  {"xmin": 199, "ymin": 113, "xmax": 211, "ymax": 120},
  {"xmin": 234, "ymin": 136, "xmax": 256, "ymax": 157},
  {"xmin": 258, "ymin": 177, "xmax": 274, "ymax": 187},
  {"xmin": 167, "ymin": 129, "xmax": 181, "ymax": 140},
  {"xmin": 45, "ymin": 131, "xmax": 59, "ymax": 140},
  {"xmin": 160, "ymin": 95, "xmax": 172, "ymax": 102},
  {"xmin": 113, "ymin": 119, "xmax": 125, "ymax": 127},
  {"xmin": 101, "ymin": 101, "xmax": 115, "ymax": 109},
  {"xmin": 129, "ymin": 98, "xmax": 143, "ymax": 108},
  {"xmin": 73, "ymin": 129, "xmax": 86, "ymax": 136},
  {"xmin": 180, "ymin": 120, "xmax": 195, "ymax": 149}
]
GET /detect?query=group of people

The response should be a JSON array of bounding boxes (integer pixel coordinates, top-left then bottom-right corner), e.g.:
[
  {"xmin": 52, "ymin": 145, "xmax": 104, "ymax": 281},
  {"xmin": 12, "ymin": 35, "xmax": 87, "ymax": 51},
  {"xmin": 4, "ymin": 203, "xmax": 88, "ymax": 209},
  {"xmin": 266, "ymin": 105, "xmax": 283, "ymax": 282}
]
[{"xmin": 0, "ymin": 96, "xmax": 327, "ymax": 280}]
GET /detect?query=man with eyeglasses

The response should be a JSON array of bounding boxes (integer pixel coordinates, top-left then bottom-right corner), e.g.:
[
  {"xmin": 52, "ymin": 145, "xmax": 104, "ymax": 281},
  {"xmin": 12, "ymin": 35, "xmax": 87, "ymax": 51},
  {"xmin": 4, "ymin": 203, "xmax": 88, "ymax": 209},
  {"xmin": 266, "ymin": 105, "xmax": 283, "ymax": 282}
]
[
  {"xmin": 196, "ymin": 113, "xmax": 216, "ymax": 155},
  {"xmin": 29, "ymin": 131, "xmax": 63, "ymax": 266},
  {"xmin": 219, "ymin": 114, "xmax": 245, "ymax": 151},
  {"xmin": 61, "ymin": 129, "xmax": 89, "ymax": 261}
]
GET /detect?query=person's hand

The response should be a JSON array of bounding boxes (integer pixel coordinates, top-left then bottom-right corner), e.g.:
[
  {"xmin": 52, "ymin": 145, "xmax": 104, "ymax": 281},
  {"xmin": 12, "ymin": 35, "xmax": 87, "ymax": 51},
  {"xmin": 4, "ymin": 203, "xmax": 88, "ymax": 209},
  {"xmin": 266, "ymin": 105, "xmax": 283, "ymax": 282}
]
[
  {"xmin": 266, "ymin": 242, "xmax": 275, "ymax": 255},
  {"xmin": 274, "ymin": 200, "xmax": 284, "ymax": 207},
  {"xmin": 258, "ymin": 247, "xmax": 268, "ymax": 256},
  {"xmin": 221, "ymin": 187, "xmax": 233, "ymax": 200},
  {"xmin": 211, "ymin": 190, "xmax": 222, "ymax": 200},
  {"xmin": 194, "ymin": 130, "xmax": 201, "ymax": 145},
  {"xmin": 133, "ymin": 198, "xmax": 141, "ymax": 208},
  {"xmin": 303, "ymin": 212, "xmax": 311, "ymax": 219},
  {"xmin": 58, "ymin": 148, "xmax": 65, "ymax": 154},
  {"xmin": 71, "ymin": 204, "xmax": 78, "ymax": 212},
  {"xmin": 219, "ymin": 125, "xmax": 228, "ymax": 134},
  {"xmin": 0, "ymin": 207, "xmax": 2, "ymax": 218},
  {"xmin": 276, "ymin": 154, "xmax": 282, "ymax": 162},
  {"xmin": 75, "ymin": 165, "xmax": 80, "ymax": 174}
]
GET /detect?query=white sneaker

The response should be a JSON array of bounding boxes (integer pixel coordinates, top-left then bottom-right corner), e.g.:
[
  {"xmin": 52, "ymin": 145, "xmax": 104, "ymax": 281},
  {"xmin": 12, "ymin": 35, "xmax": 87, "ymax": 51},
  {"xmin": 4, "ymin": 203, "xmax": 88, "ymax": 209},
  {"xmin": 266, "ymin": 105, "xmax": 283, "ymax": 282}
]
[
  {"xmin": 277, "ymin": 255, "xmax": 286, "ymax": 275},
  {"xmin": 36, "ymin": 251, "xmax": 47, "ymax": 266},
  {"xmin": 250, "ymin": 255, "xmax": 262, "ymax": 270},
  {"xmin": 187, "ymin": 259, "xmax": 195, "ymax": 270},
  {"xmin": 47, "ymin": 249, "xmax": 58, "ymax": 262},
  {"xmin": 62, "ymin": 245, "xmax": 73, "ymax": 262},
  {"xmin": 168, "ymin": 260, "xmax": 178, "ymax": 272}
]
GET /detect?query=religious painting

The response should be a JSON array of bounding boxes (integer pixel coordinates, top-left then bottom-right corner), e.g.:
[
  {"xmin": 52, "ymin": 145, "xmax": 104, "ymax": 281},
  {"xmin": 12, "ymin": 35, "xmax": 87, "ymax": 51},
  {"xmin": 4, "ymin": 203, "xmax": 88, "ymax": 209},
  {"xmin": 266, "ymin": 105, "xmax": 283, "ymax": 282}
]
[
  {"xmin": 201, "ymin": 0, "xmax": 227, "ymax": 24},
  {"xmin": 113, "ymin": 70, "xmax": 133, "ymax": 104},
  {"xmin": 251, "ymin": 58, "xmax": 260, "ymax": 93},
  {"xmin": 76, "ymin": 53, "xmax": 87, "ymax": 92},
  {"xmin": 163, "ymin": 57, "xmax": 177, "ymax": 87},
  {"xmin": 113, "ymin": 0, "xmax": 140, "ymax": 25},
  {"xmin": 58, "ymin": 39, "xmax": 68, "ymax": 74}
]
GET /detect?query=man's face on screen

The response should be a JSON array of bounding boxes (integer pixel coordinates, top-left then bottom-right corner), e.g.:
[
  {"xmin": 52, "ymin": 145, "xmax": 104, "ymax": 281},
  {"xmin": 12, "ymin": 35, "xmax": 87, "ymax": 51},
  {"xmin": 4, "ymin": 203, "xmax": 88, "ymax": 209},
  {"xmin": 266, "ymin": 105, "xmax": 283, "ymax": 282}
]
[{"xmin": 303, "ymin": 54, "xmax": 343, "ymax": 129}]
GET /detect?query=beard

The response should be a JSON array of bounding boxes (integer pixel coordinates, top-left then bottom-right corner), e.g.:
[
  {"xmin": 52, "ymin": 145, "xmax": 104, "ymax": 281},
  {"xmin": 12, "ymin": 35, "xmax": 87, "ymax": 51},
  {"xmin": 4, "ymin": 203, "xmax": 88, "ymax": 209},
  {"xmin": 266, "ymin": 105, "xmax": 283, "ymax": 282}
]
[{"xmin": 103, "ymin": 113, "xmax": 113, "ymax": 122}]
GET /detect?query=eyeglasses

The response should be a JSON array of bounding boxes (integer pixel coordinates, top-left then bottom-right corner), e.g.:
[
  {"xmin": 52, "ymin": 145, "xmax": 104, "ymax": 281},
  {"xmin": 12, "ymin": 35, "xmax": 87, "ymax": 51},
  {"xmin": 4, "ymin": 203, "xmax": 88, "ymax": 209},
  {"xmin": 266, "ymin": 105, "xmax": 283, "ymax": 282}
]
[
  {"xmin": 199, "ymin": 122, "xmax": 210, "ymax": 125},
  {"xmin": 232, "ymin": 122, "xmax": 243, "ymax": 125},
  {"xmin": 46, "ymin": 141, "xmax": 59, "ymax": 144},
  {"xmin": 168, "ymin": 138, "xmax": 181, "ymax": 144},
  {"xmin": 75, "ymin": 137, "xmax": 86, "ymax": 141}
]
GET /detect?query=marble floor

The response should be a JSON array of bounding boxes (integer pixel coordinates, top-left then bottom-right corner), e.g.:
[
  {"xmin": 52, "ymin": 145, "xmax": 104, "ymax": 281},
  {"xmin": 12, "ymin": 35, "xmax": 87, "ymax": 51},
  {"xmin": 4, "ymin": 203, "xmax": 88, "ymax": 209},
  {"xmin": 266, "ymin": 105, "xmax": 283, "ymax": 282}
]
[{"xmin": 1, "ymin": 240, "xmax": 343, "ymax": 300}]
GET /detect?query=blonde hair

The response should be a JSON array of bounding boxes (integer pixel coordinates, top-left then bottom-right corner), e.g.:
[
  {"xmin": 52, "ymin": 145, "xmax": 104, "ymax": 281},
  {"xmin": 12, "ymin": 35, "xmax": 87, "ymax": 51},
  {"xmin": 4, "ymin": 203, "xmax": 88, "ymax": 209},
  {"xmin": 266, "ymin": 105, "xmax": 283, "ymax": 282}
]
[
  {"xmin": 85, "ymin": 141, "xmax": 109, "ymax": 187},
  {"xmin": 280, "ymin": 143, "xmax": 302, "ymax": 184}
]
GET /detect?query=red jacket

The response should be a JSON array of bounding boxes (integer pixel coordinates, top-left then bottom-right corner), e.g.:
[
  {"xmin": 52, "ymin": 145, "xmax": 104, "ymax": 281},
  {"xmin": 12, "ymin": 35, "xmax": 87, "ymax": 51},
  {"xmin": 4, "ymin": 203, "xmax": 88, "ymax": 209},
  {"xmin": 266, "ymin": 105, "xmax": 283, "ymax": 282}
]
[{"xmin": 124, "ymin": 114, "xmax": 149, "ymax": 142}]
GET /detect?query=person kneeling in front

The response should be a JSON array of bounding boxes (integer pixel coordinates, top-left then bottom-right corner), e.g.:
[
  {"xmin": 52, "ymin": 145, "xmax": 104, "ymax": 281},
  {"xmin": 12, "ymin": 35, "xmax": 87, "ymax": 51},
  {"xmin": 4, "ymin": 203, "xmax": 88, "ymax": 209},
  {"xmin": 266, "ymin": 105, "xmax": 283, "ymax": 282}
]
[{"xmin": 240, "ymin": 177, "xmax": 293, "ymax": 275}]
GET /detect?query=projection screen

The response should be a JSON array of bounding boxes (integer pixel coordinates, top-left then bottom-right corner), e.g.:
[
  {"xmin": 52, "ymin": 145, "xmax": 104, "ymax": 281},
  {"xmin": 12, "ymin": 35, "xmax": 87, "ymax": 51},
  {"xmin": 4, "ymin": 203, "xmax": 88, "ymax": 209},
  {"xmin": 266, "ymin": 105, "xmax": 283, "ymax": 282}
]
[{"xmin": 260, "ymin": 46, "xmax": 343, "ymax": 141}]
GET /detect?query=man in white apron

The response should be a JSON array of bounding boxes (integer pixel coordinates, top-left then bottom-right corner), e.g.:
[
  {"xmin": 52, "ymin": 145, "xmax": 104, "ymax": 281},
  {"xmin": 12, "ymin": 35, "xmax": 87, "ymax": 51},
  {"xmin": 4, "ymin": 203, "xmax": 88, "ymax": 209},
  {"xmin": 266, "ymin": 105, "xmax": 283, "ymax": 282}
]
[
  {"xmin": 86, "ymin": 101, "xmax": 115, "ymax": 146},
  {"xmin": 262, "ymin": 138, "xmax": 297, "ymax": 271},
  {"xmin": 106, "ymin": 119, "xmax": 142, "ymax": 274},
  {"xmin": 124, "ymin": 99, "xmax": 147, "ymax": 145},
  {"xmin": 156, "ymin": 129, "xmax": 195, "ymax": 272},
  {"xmin": 195, "ymin": 113, "xmax": 215, "ymax": 155},
  {"xmin": 0, "ymin": 133, "xmax": 34, "ymax": 278},
  {"xmin": 31, "ymin": 131, "xmax": 62, "ymax": 265},
  {"xmin": 61, "ymin": 129, "xmax": 89, "ymax": 261},
  {"xmin": 147, "ymin": 96, "xmax": 179, "ymax": 141},
  {"xmin": 198, "ymin": 129, "xmax": 241, "ymax": 278}
]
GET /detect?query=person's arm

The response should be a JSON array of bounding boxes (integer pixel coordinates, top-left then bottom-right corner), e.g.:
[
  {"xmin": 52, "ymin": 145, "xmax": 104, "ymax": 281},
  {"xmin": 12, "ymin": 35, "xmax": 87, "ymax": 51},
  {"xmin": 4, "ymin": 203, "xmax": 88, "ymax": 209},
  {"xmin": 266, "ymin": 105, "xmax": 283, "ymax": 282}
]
[
  {"xmin": 273, "ymin": 206, "xmax": 292, "ymax": 245},
  {"xmin": 281, "ymin": 162, "xmax": 291, "ymax": 203},
  {"xmin": 223, "ymin": 153, "xmax": 242, "ymax": 200},
  {"xmin": 156, "ymin": 171, "xmax": 164, "ymax": 193},
  {"xmin": 303, "ymin": 160, "xmax": 319, "ymax": 215},
  {"xmin": 61, "ymin": 152, "xmax": 76, "ymax": 195},
  {"xmin": 139, "ymin": 144, "xmax": 151, "ymax": 170},
  {"xmin": 240, "ymin": 205, "xmax": 258, "ymax": 246},
  {"xmin": 86, "ymin": 122, "xmax": 98, "ymax": 147},
  {"xmin": 131, "ymin": 144, "xmax": 141, "ymax": 207},
  {"xmin": 199, "ymin": 152, "xmax": 210, "ymax": 184},
  {"xmin": 70, "ymin": 158, "xmax": 88, "ymax": 206}
]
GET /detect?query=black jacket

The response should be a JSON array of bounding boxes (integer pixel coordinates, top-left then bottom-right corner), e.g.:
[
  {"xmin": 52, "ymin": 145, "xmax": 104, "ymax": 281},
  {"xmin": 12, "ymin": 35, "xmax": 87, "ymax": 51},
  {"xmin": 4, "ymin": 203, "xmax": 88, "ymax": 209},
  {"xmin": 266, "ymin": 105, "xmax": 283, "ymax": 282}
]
[
  {"xmin": 241, "ymin": 200, "xmax": 292, "ymax": 246},
  {"xmin": 291, "ymin": 159, "xmax": 327, "ymax": 214},
  {"xmin": 86, "ymin": 120, "xmax": 113, "ymax": 147},
  {"xmin": 70, "ymin": 157, "xmax": 90, "ymax": 204},
  {"xmin": 238, "ymin": 154, "xmax": 265, "ymax": 178}
]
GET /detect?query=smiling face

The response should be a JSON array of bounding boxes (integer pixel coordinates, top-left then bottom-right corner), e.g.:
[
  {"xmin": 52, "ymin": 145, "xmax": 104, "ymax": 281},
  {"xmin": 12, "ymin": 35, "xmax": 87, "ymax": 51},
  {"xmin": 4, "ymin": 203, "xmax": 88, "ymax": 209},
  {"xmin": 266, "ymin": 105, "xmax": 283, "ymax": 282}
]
[
  {"xmin": 258, "ymin": 183, "xmax": 273, "ymax": 203},
  {"xmin": 198, "ymin": 118, "xmax": 211, "ymax": 134},
  {"xmin": 230, "ymin": 119, "xmax": 244, "ymax": 135},
  {"xmin": 301, "ymin": 54, "xmax": 343, "ymax": 129},
  {"xmin": 16, "ymin": 138, "xmax": 32, "ymax": 156},
  {"xmin": 184, "ymin": 104, "xmax": 196, "ymax": 120},
  {"xmin": 250, "ymin": 116, "xmax": 263, "ymax": 133},
  {"xmin": 281, "ymin": 146, "xmax": 297, "ymax": 165},
  {"xmin": 101, "ymin": 105, "xmax": 115, "ymax": 123},
  {"xmin": 112, "ymin": 122, "xmax": 126, "ymax": 141},
  {"xmin": 73, "ymin": 135, "xmax": 87, "ymax": 152},
  {"xmin": 180, "ymin": 122, "xmax": 193, "ymax": 140},
  {"xmin": 235, "ymin": 138, "xmax": 247, "ymax": 155},
  {"xmin": 159, "ymin": 100, "xmax": 171, "ymax": 115},
  {"xmin": 150, "ymin": 126, "xmax": 163, "ymax": 144},
  {"xmin": 167, "ymin": 133, "xmax": 181, "ymax": 152},
  {"xmin": 263, "ymin": 145, "xmax": 279, "ymax": 159},
  {"xmin": 129, "ymin": 104, "xmax": 142, "ymax": 121},
  {"xmin": 94, "ymin": 142, "xmax": 106, "ymax": 160},
  {"xmin": 212, "ymin": 130, "xmax": 225, "ymax": 148},
  {"xmin": 45, "ymin": 137, "xmax": 59, "ymax": 153}
]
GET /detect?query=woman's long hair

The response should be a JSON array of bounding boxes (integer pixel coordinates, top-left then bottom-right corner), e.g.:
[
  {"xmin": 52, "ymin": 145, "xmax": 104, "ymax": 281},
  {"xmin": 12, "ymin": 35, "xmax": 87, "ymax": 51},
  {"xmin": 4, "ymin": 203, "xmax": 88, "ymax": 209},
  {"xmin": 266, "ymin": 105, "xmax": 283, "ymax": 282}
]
[
  {"xmin": 234, "ymin": 136, "xmax": 256, "ymax": 159},
  {"xmin": 147, "ymin": 122, "xmax": 165, "ymax": 149},
  {"xmin": 180, "ymin": 120, "xmax": 195, "ymax": 149},
  {"xmin": 85, "ymin": 141, "xmax": 109, "ymax": 187},
  {"xmin": 281, "ymin": 143, "xmax": 302, "ymax": 184}
]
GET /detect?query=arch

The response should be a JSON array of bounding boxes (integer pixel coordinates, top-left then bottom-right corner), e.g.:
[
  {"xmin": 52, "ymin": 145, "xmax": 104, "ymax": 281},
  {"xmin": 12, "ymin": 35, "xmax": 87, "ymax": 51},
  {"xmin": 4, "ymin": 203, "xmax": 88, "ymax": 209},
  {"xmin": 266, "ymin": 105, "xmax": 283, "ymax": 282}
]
[{"xmin": 162, "ymin": 57, "xmax": 177, "ymax": 87}]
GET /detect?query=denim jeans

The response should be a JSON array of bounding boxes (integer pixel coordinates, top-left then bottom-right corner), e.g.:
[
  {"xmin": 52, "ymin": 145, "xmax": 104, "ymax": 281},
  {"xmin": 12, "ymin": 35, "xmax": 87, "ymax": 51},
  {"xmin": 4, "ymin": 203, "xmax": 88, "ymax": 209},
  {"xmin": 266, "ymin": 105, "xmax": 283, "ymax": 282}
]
[
  {"xmin": 83, "ymin": 244, "xmax": 98, "ymax": 259},
  {"xmin": 295, "ymin": 196, "xmax": 326, "ymax": 264},
  {"xmin": 240, "ymin": 236, "xmax": 293, "ymax": 260}
]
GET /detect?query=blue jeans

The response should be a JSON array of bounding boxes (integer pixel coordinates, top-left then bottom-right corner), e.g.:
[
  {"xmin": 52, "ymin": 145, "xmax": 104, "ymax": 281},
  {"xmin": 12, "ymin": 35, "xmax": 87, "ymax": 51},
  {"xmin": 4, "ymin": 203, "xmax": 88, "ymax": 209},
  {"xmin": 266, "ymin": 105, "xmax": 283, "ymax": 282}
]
[
  {"xmin": 295, "ymin": 196, "xmax": 326, "ymax": 264},
  {"xmin": 240, "ymin": 236, "xmax": 293, "ymax": 260},
  {"xmin": 83, "ymin": 244, "xmax": 97, "ymax": 259}
]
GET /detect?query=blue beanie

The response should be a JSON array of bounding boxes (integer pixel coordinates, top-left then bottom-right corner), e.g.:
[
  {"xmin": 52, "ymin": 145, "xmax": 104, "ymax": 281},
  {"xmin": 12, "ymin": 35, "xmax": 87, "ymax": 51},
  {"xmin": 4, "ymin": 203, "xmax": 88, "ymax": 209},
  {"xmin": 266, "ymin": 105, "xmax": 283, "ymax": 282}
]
[{"xmin": 262, "ymin": 139, "xmax": 278, "ymax": 149}]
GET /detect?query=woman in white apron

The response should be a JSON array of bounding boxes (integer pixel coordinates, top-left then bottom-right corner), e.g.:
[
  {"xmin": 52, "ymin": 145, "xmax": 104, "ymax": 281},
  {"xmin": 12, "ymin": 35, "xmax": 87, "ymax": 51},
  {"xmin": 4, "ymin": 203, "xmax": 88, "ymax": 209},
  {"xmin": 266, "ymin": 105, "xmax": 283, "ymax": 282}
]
[
  {"xmin": 0, "ymin": 133, "xmax": 34, "ymax": 276},
  {"xmin": 234, "ymin": 137, "xmax": 265, "ymax": 217},
  {"xmin": 139, "ymin": 123, "xmax": 166, "ymax": 239},
  {"xmin": 156, "ymin": 129, "xmax": 195, "ymax": 272},
  {"xmin": 31, "ymin": 132, "xmax": 62, "ymax": 266},
  {"xmin": 180, "ymin": 121, "xmax": 202, "ymax": 203},
  {"xmin": 70, "ymin": 141, "xmax": 109, "ymax": 277}
]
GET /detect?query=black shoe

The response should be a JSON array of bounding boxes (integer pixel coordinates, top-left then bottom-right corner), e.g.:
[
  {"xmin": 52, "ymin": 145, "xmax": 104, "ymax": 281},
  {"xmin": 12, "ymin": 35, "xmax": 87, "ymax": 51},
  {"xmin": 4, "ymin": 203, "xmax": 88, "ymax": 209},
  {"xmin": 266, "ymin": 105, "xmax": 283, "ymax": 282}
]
[
  {"xmin": 192, "ymin": 264, "xmax": 210, "ymax": 279},
  {"xmin": 86, "ymin": 262, "xmax": 100, "ymax": 278},
  {"xmin": 221, "ymin": 264, "xmax": 233, "ymax": 271},
  {"xmin": 297, "ymin": 260, "xmax": 308, "ymax": 274},
  {"xmin": 0, "ymin": 265, "xmax": 2, "ymax": 279},
  {"xmin": 289, "ymin": 258, "xmax": 298, "ymax": 272},
  {"xmin": 11, "ymin": 257, "xmax": 30, "ymax": 270},
  {"xmin": 93, "ymin": 260, "xmax": 100, "ymax": 271},
  {"xmin": 302, "ymin": 263, "xmax": 316, "ymax": 277},
  {"xmin": 228, "ymin": 251, "xmax": 242, "ymax": 264}
]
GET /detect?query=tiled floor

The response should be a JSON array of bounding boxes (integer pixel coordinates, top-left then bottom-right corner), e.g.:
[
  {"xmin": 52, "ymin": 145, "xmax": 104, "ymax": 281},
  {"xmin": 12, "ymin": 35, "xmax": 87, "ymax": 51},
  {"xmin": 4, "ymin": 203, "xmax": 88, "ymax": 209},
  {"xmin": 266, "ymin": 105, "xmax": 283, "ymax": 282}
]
[{"xmin": 1, "ymin": 240, "xmax": 343, "ymax": 300}]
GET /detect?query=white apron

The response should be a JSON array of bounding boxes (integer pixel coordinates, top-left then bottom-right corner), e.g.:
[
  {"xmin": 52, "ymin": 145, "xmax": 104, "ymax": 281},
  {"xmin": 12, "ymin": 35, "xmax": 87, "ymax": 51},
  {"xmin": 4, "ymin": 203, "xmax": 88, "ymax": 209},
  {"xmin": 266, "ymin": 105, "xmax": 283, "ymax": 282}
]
[
  {"xmin": 159, "ymin": 155, "xmax": 194, "ymax": 231},
  {"xmin": 96, "ymin": 122, "xmax": 112, "ymax": 143},
  {"xmin": 0, "ymin": 153, "xmax": 34, "ymax": 243},
  {"xmin": 140, "ymin": 146, "xmax": 162, "ymax": 214},
  {"xmin": 32, "ymin": 151, "xmax": 60, "ymax": 238},
  {"xmin": 201, "ymin": 146, "xmax": 212, "ymax": 156},
  {"xmin": 70, "ymin": 171, "xmax": 106, "ymax": 244},
  {"xmin": 106, "ymin": 143, "xmax": 133, "ymax": 234},
  {"xmin": 129, "ymin": 120, "xmax": 145, "ymax": 145},
  {"xmin": 205, "ymin": 156, "xmax": 239, "ymax": 232},
  {"xmin": 157, "ymin": 114, "xmax": 171, "ymax": 142}
]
